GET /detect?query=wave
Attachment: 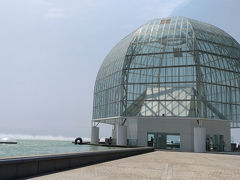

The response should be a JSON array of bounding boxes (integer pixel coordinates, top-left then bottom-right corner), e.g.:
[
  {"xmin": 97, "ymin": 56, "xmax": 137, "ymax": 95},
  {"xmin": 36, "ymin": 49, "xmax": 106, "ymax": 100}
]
[{"xmin": 0, "ymin": 133, "xmax": 90, "ymax": 142}]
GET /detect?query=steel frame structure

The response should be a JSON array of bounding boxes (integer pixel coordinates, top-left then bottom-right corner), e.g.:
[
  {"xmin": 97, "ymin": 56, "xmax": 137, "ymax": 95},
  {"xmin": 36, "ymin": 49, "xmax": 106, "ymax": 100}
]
[{"xmin": 92, "ymin": 17, "xmax": 240, "ymax": 128}]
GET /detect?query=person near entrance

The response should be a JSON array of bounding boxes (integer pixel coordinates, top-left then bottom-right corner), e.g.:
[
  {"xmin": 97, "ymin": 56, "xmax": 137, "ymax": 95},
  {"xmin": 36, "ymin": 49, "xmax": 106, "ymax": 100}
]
[
  {"xmin": 222, "ymin": 139, "xmax": 225, "ymax": 152},
  {"xmin": 150, "ymin": 136, "xmax": 154, "ymax": 147}
]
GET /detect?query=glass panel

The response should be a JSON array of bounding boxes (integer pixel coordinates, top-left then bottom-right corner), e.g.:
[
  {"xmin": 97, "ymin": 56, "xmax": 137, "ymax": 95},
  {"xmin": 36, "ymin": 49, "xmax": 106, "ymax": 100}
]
[
  {"xmin": 148, "ymin": 132, "xmax": 180, "ymax": 150},
  {"xmin": 93, "ymin": 17, "xmax": 240, "ymax": 128}
]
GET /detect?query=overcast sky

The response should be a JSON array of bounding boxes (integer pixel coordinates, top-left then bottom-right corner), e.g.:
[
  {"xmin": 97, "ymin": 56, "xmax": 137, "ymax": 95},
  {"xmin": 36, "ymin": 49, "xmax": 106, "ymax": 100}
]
[{"xmin": 0, "ymin": 0, "xmax": 239, "ymax": 140}]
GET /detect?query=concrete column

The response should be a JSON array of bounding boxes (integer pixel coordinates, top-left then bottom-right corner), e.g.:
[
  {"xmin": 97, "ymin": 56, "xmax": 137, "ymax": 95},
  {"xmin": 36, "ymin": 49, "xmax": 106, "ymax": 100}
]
[
  {"xmin": 112, "ymin": 124, "xmax": 116, "ymax": 139},
  {"xmin": 116, "ymin": 125, "xmax": 127, "ymax": 145},
  {"xmin": 194, "ymin": 127, "xmax": 206, "ymax": 152},
  {"xmin": 91, "ymin": 126, "xmax": 99, "ymax": 144}
]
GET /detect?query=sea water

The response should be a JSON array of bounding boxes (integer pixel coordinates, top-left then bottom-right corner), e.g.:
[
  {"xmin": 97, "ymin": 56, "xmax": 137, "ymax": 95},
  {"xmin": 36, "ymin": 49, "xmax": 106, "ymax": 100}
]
[{"xmin": 0, "ymin": 139, "xmax": 118, "ymax": 158}]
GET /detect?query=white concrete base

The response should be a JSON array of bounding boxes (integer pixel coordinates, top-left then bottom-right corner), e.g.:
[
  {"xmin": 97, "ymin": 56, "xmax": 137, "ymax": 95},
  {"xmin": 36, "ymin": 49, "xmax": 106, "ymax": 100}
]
[
  {"xmin": 125, "ymin": 117, "xmax": 231, "ymax": 152},
  {"xmin": 91, "ymin": 126, "xmax": 99, "ymax": 144},
  {"xmin": 194, "ymin": 127, "xmax": 206, "ymax": 152},
  {"xmin": 116, "ymin": 125, "xmax": 127, "ymax": 145}
]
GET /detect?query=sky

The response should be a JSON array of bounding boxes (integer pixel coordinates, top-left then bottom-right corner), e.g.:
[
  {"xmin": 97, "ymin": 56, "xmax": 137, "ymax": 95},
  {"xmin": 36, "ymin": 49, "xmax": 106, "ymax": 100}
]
[{"xmin": 0, "ymin": 0, "xmax": 239, "ymax": 140}]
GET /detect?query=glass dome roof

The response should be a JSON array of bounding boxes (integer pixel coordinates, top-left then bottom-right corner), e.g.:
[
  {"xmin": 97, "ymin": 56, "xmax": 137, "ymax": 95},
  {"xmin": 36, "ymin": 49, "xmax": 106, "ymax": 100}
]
[{"xmin": 93, "ymin": 17, "xmax": 240, "ymax": 127}]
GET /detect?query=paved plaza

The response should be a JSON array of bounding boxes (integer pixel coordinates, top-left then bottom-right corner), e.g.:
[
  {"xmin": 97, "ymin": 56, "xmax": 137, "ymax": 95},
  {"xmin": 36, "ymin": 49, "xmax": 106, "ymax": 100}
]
[{"xmin": 29, "ymin": 151, "xmax": 240, "ymax": 180}]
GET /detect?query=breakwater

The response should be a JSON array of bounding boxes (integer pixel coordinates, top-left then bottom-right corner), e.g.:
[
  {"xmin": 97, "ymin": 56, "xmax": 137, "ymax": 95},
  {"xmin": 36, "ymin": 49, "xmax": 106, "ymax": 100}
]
[{"xmin": 0, "ymin": 147, "xmax": 154, "ymax": 180}]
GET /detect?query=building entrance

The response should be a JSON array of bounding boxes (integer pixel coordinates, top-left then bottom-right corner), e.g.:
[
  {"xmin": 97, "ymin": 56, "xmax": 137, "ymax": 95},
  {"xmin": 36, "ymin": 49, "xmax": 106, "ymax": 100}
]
[
  {"xmin": 206, "ymin": 134, "xmax": 224, "ymax": 152},
  {"xmin": 147, "ymin": 132, "xmax": 180, "ymax": 150}
]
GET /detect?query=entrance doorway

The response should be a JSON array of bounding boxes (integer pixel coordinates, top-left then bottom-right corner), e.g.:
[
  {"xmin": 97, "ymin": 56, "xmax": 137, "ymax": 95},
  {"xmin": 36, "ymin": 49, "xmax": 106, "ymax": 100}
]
[
  {"xmin": 206, "ymin": 134, "xmax": 224, "ymax": 152},
  {"xmin": 147, "ymin": 132, "xmax": 180, "ymax": 150}
]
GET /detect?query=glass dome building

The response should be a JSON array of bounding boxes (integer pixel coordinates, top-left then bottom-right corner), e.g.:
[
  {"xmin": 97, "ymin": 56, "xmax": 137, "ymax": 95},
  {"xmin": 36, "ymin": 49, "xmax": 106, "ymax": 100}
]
[{"xmin": 91, "ymin": 17, "xmax": 240, "ymax": 152}]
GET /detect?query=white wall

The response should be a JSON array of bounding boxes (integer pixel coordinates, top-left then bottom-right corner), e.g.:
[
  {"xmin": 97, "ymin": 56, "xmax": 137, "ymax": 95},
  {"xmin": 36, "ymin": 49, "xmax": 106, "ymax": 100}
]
[
  {"xmin": 125, "ymin": 117, "xmax": 230, "ymax": 152},
  {"xmin": 202, "ymin": 120, "xmax": 231, "ymax": 151},
  {"xmin": 194, "ymin": 127, "xmax": 206, "ymax": 152},
  {"xmin": 231, "ymin": 128, "xmax": 240, "ymax": 143},
  {"xmin": 91, "ymin": 126, "xmax": 99, "ymax": 144},
  {"xmin": 116, "ymin": 125, "xmax": 127, "ymax": 145},
  {"xmin": 136, "ymin": 117, "xmax": 194, "ymax": 151},
  {"xmin": 126, "ymin": 118, "xmax": 138, "ymax": 140}
]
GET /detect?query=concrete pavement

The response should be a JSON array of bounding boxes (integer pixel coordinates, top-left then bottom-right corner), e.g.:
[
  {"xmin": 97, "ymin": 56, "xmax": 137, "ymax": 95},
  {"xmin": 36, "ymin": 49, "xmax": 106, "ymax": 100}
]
[{"xmin": 28, "ymin": 151, "xmax": 240, "ymax": 180}]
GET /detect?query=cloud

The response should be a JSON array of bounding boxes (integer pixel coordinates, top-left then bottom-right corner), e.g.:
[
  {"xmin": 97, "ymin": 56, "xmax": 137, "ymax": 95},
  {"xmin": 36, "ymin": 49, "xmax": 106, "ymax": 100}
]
[{"xmin": 45, "ymin": 7, "xmax": 66, "ymax": 19}]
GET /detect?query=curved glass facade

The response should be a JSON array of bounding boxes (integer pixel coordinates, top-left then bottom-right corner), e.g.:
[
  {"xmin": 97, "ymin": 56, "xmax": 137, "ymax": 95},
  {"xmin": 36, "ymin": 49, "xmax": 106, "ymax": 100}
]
[{"xmin": 93, "ymin": 17, "xmax": 240, "ymax": 127}]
